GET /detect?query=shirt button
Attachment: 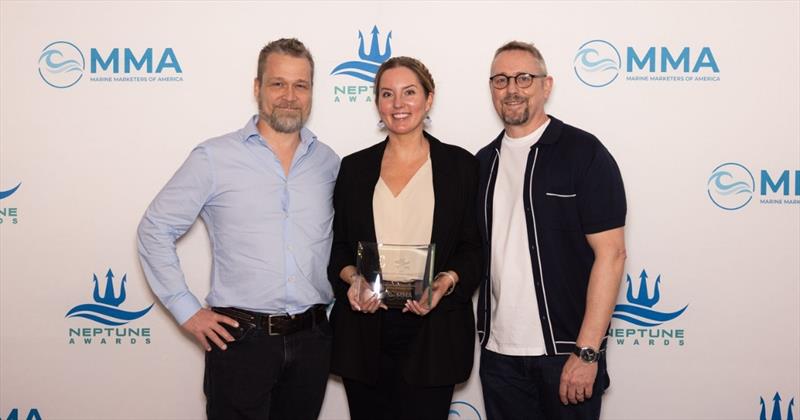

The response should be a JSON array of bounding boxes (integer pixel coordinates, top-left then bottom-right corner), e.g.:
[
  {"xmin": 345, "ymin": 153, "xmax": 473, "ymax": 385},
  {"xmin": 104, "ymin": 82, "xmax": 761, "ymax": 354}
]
[
  {"xmin": 288, "ymin": 276, "xmax": 295, "ymax": 282},
  {"xmin": 287, "ymin": 245, "xmax": 293, "ymax": 251},
  {"xmin": 540, "ymin": 315, "xmax": 546, "ymax": 320}
]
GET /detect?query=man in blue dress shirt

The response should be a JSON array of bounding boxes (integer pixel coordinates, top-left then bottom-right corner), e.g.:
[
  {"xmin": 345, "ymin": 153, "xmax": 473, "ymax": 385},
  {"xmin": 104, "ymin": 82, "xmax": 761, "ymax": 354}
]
[{"xmin": 137, "ymin": 38, "xmax": 339, "ymax": 420}]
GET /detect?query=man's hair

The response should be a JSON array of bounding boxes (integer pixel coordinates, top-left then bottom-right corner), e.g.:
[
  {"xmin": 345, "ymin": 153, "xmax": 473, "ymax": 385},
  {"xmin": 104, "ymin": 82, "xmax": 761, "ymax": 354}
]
[
  {"xmin": 256, "ymin": 38, "xmax": 314, "ymax": 83},
  {"xmin": 374, "ymin": 56, "xmax": 435, "ymax": 97},
  {"xmin": 494, "ymin": 41, "xmax": 548, "ymax": 75}
]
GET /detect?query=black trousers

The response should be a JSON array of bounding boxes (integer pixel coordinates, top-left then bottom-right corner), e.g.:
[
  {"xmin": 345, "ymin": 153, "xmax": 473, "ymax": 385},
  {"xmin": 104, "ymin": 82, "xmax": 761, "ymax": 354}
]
[
  {"xmin": 203, "ymin": 315, "xmax": 332, "ymax": 420},
  {"xmin": 342, "ymin": 309, "xmax": 455, "ymax": 420},
  {"xmin": 480, "ymin": 349, "xmax": 609, "ymax": 420}
]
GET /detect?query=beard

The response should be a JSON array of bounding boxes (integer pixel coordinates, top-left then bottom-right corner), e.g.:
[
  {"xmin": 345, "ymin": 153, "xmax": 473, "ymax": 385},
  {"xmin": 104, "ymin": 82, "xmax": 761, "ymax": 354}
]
[
  {"xmin": 501, "ymin": 94, "xmax": 530, "ymax": 126},
  {"xmin": 260, "ymin": 100, "xmax": 307, "ymax": 134}
]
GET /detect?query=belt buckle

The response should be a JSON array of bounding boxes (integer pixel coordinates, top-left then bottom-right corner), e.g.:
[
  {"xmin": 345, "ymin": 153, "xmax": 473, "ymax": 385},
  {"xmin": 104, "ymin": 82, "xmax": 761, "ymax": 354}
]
[
  {"xmin": 267, "ymin": 314, "xmax": 281, "ymax": 336},
  {"xmin": 267, "ymin": 313, "xmax": 295, "ymax": 335}
]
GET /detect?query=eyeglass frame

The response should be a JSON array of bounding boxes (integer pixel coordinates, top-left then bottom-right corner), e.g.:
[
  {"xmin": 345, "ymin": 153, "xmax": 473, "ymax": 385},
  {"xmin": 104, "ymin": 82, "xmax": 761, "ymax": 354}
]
[{"xmin": 489, "ymin": 72, "xmax": 548, "ymax": 89}]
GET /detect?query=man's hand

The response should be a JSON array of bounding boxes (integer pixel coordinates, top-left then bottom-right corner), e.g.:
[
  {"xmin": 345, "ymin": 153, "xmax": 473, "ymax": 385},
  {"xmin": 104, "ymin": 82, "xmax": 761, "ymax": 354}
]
[
  {"xmin": 559, "ymin": 354, "xmax": 598, "ymax": 405},
  {"xmin": 181, "ymin": 308, "xmax": 239, "ymax": 351}
]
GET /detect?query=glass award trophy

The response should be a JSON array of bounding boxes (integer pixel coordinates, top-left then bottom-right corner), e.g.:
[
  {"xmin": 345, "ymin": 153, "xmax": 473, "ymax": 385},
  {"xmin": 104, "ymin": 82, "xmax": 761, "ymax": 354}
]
[{"xmin": 356, "ymin": 242, "xmax": 435, "ymax": 309}]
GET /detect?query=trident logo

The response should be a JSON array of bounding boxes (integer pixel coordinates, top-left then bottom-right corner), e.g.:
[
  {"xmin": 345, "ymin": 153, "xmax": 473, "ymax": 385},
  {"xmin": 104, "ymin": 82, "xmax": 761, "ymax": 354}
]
[
  {"xmin": 65, "ymin": 268, "xmax": 152, "ymax": 326},
  {"xmin": 626, "ymin": 270, "xmax": 660, "ymax": 307},
  {"xmin": 331, "ymin": 25, "xmax": 394, "ymax": 83},
  {"xmin": 358, "ymin": 26, "xmax": 392, "ymax": 63},
  {"xmin": 760, "ymin": 393, "xmax": 795, "ymax": 420},
  {"xmin": 92, "ymin": 269, "xmax": 127, "ymax": 307},
  {"xmin": 612, "ymin": 269, "xmax": 688, "ymax": 327}
]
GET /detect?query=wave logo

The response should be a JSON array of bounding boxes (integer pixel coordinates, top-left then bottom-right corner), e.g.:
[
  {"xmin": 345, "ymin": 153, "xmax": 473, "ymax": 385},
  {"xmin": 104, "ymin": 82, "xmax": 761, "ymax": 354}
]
[
  {"xmin": 0, "ymin": 182, "xmax": 21, "ymax": 200},
  {"xmin": 574, "ymin": 40, "xmax": 621, "ymax": 88},
  {"xmin": 331, "ymin": 25, "xmax": 392, "ymax": 83},
  {"xmin": 760, "ymin": 392, "xmax": 795, "ymax": 420},
  {"xmin": 612, "ymin": 270, "xmax": 688, "ymax": 327},
  {"xmin": 708, "ymin": 162, "xmax": 755, "ymax": 210},
  {"xmin": 38, "ymin": 41, "xmax": 85, "ymax": 88},
  {"xmin": 448, "ymin": 401, "xmax": 482, "ymax": 420},
  {"xmin": 65, "ymin": 269, "xmax": 153, "ymax": 326}
]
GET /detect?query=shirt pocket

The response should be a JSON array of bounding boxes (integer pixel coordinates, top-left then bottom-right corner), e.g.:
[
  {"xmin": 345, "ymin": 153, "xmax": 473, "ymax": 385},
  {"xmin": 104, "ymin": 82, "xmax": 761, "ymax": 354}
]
[{"xmin": 543, "ymin": 191, "xmax": 581, "ymax": 231}]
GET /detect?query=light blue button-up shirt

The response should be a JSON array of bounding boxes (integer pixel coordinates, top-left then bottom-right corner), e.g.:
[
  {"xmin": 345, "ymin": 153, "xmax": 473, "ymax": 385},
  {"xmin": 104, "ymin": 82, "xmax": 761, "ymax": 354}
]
[{"xmin": 137, "ymin": 116, "xmax": 339, "ymax": 325}]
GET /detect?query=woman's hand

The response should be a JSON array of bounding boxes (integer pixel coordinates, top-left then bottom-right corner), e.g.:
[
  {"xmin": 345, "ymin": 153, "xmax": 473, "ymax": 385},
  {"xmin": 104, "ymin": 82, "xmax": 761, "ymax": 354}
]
[
  {"xmin": 341, "ymin": 265, "xmax": 387, "ymax": 313},
  {"xmin": 403, "ymin": 271, "xmax": 457, "ymax": 316}
]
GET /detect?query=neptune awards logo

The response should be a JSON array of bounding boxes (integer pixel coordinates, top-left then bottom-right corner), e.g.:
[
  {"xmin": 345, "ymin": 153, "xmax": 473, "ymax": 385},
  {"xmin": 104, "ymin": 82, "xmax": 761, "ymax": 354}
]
[
  {"xmin": 708, "ymin": 162, "xmax": 799, "ymax": 210},
  {"xmin": 449, "ymin": 401, "xmax": 482, "ymax": 420},
  {"xmin": 65, "ymin": 269, "xmax": 153, "ymax": 345},
  {"xmin": 38, "ymin": 41, "xmax": 183, "ymax": 88},
  {"xmin": 760, "ymin": 392, "xmax": 795, "ymax": 420},
  {"xmin": 39, "ymin": 41, "xmax": 85, "ymax": 88},
  {"xmin": 575, "ymin": 39, "xmax": 720, "ymax": 87},
  {"xmin": 610, "ymin": 269, "xmax": 688, "ymax": 347},
  {"xmin": 0, "ymin": 182, "xmax": 21, "ymax": 225},
  {"xmin": 574, "ymin": 40, "xmax": 621, "ymax": 88},
  {"xmin": 330, "ymin": 25, "xmax": 393, "ymax": 103}
]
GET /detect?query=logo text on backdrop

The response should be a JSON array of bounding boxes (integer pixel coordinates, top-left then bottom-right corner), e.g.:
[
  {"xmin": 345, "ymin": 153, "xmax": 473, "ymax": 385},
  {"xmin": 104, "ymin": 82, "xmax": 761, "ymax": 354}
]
[
  {"xmin": 39, "ymin": 41, "xmax": 183, "ymax": 88},
  {"xmin": 331, "ymin": 26, "xmax": 393, "ymax": 103},
  {"xmin": 65, "ymin": 269, "xmax": 153, "ymax": 345},
  {"xmin": 611, "ymin": 269, "xmax": 688, "ymax": 347},
  {"xmin": 574, "ymin": 39, "xmax": 719, "ymax": 87},
  {"xmin": 0, "ymin": 182, "xmax": 21, "ymax": 225}
]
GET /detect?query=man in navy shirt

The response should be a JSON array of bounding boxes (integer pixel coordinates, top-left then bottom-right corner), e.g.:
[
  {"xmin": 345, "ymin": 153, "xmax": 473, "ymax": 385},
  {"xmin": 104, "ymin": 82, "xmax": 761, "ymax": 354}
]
[
  {"xmin": 138, "ymin": 38, "xmax": 339, "ymax": 420},
  {"xmin": 476, "ymin": 41, "xmax": 627, "ymax": 419}
]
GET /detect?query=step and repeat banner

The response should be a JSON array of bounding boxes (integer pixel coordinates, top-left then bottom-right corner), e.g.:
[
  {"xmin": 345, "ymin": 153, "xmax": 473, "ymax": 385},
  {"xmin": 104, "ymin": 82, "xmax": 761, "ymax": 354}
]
[{"xmin": 1, "ymin": 1, "xmax": 798, "ymax": 419}]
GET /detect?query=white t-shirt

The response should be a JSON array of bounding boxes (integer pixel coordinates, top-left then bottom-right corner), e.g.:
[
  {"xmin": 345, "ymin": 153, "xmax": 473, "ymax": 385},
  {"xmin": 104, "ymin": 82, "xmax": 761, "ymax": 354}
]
[{"xmin": 486, "ymin": 120, "xmax": 550, "ymax": 356}]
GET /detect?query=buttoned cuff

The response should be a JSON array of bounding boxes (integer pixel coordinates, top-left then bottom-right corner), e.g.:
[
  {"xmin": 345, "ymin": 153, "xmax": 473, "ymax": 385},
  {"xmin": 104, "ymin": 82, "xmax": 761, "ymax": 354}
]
[{"xmin": 168, "ymin": 293, "xmax": 203, "ymax": 325}]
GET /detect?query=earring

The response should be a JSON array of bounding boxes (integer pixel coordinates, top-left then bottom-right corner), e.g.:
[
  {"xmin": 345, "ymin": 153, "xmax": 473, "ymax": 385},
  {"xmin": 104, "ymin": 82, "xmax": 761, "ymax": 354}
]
[
  {"xmin": 377, "ymin": 120, "xmax": 386, "ymax": 130},
  {"xmin": 424, "ymin": 115, "xmax": 432, "ymax": 126}
]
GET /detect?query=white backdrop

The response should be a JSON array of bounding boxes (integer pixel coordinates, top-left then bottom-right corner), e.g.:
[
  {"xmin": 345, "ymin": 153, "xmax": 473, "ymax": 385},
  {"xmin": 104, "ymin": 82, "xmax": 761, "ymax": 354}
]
[{"xmin": 1, "ymin": 2, "xmax": 798, "ymax": 420}]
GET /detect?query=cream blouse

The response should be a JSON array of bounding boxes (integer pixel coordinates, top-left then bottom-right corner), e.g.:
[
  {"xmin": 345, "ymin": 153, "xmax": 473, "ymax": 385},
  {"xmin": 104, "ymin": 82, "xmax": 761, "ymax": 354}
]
[{"xmin": 373, "ymin": 157, "xmax": 434, "ymax": 245}]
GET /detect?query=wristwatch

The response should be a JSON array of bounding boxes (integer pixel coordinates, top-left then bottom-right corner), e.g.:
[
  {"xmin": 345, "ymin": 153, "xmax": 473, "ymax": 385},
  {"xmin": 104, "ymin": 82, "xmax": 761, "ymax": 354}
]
[{"xmin": 573, "ymin": 345, "xmax": 600, "ymax": 363}]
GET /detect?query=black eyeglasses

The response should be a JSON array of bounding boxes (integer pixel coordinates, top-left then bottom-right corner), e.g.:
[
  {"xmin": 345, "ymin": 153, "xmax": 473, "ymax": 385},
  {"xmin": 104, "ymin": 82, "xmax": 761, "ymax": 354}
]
[{"xmin": 489, "ymin": 72, "xmax": 547, "ymax": 89}]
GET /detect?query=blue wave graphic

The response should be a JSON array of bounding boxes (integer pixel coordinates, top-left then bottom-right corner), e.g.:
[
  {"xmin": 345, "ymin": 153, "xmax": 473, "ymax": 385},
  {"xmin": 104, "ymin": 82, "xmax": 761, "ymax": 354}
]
[
  {"xmin": 575, "ymin": 48, "xmax": 618, "ymax": 72},
  {"xmin": 65, "ymin": 303, "xmax": 153, "ymax": 326},
  {"xmin": 0, "ymin": 182, "xmax": 21, "ymax": 200},
  {"xmin": 39, "ymin": 50, "xmax": 82, "ymax": 73},
  {"xmin": 331, "ymin": 60, "xmax": 380, "ymax": 82},
  {"xmin": 611, "ymin": 313, "xmax": 662, "ymax": 327},
  {"xmin": 67, "ymin": 313, "xmax": 128, "ymax": 326},
  {"xmin": 612, "ymin": 303, "xmax": 688, "ymax": 327},
  {"xmin": 708, "ymin": 171, "xmax": 751, "ymax": 195}
]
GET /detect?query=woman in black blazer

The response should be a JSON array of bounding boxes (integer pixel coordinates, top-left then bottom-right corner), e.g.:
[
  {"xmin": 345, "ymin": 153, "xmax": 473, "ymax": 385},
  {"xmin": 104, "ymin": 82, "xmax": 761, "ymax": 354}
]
[{"xmin": 327, "ymin": 56, "xmax": 483, "ymax": 420}]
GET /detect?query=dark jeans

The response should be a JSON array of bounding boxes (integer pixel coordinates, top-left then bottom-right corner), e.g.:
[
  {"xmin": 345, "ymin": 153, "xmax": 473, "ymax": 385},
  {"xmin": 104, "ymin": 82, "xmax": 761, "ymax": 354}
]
[
  {"xmin": 479, "ymin": 349, "xmax": 609, "ymax": 420},
  {"xmin": 343, "ymin": 309, "xmax": 454, "ymax": 420},
  {"xmin": 203, "ymin": 315, "xmax": 332, "ymax": 420}
]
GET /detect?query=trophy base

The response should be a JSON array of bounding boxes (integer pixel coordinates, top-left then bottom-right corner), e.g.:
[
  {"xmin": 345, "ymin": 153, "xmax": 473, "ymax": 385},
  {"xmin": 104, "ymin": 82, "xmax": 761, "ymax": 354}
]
[{"xmin": 383, "ymin": 282, "xmax": 416, "ymax": 309}]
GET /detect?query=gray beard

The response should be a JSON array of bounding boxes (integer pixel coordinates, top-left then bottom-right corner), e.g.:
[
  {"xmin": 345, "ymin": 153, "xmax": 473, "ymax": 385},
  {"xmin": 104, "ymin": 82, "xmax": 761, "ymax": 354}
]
[
  {"xmin": 263, "ymin": 109, "xmax": 304, "ymax": 134},
  {"xmin": 502, "ymin": 107, "xmax": 530, "ymax": 126}
]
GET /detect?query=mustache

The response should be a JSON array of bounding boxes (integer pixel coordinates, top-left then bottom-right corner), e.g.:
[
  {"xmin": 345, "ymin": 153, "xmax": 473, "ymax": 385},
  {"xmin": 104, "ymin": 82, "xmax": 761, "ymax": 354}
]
[
  {"xmin": 274, "ymin": 100, "xmax": 302, "ymax": 110},
  {"xmin": 502, "ymin": 94, "xmax": 527, "ymax": 104}
]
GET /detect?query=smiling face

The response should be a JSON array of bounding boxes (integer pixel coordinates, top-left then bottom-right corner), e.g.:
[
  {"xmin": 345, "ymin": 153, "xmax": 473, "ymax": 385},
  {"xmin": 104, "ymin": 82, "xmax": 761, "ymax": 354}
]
[
  {"xmin": 376, "ymin": 66, "xmax": 433, "ymax": 137},
  {"xmin": 490, "ymin": 49, "xmax": 553, "ymax": 137},
  {"xmin": 253, "ymin": 52, "xmax": 313, "ymax": 134}
]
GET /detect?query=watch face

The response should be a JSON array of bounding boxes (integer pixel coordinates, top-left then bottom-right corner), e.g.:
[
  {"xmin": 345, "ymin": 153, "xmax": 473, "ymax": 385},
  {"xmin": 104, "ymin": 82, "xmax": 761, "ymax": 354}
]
[{"xmin": 580, "ymin": 348, "xmax": 597, "ymax": 362}]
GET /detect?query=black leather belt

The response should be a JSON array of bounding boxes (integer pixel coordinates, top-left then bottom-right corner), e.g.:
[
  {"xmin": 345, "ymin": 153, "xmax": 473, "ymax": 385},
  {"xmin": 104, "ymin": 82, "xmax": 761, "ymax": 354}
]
[{"xmin": 212, "ymin": 305, "xmax": 327, "ymax": 336}]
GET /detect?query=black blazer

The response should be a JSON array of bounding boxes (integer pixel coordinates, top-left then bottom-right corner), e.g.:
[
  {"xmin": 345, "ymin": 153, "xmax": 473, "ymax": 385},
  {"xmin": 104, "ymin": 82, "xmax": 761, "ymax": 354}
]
[{"xmin": 327, "ymin": 132, "xmax": 483, "ymax": 386}]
